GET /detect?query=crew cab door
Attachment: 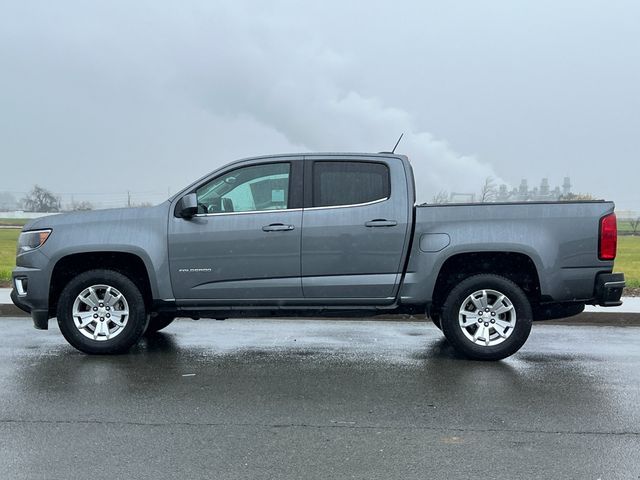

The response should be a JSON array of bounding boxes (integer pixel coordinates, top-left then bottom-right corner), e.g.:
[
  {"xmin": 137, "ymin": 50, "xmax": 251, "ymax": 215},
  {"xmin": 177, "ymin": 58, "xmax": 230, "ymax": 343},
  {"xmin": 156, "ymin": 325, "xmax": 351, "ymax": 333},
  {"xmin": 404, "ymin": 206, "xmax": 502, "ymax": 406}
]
[
  {"xmin": 301, "ymin": 156, "xmax": 411, "ymax": 300},
  {"xmin": 168, "ymin": 158, "xmax": 303, "ymax": 303}
]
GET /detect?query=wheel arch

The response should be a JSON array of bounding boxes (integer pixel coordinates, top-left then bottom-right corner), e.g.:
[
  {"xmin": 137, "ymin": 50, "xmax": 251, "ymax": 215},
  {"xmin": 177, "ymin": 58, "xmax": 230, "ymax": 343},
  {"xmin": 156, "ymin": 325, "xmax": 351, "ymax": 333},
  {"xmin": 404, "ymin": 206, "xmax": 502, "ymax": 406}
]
[
  {"xmin": 430, "ymin": 251, "xmax": 541, "ymax": 317},
  {"xmin": 49, "ymin": 250, "xmax": 155, "ymax": 315}
]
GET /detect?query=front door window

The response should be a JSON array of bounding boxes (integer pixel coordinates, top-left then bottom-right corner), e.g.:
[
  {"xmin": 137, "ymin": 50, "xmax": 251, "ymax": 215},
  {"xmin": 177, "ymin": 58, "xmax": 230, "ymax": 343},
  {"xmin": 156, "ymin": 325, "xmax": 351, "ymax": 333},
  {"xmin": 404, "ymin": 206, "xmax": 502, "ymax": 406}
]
[{"xmin": 196, "ymin": 163, "xmax": 290, "ymax": 214}]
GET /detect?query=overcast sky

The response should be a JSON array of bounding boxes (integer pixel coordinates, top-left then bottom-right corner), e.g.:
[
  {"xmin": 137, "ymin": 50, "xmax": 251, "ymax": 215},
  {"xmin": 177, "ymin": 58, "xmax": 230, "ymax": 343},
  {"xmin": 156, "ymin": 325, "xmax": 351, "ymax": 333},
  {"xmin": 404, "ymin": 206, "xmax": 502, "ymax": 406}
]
[{"xmin": 1, "ymin": 0, "xmax": 638, "ymax": 210}]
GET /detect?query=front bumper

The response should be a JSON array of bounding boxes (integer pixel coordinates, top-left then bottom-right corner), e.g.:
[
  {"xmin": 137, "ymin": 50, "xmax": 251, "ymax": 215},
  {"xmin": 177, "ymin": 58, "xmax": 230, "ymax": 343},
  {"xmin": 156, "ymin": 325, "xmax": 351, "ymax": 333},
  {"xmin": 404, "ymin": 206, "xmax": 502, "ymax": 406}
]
[
  {"xmin": 10, "ymin": 288, "xmax": 31, "ymax": 314},
  {"xmin": 594, "ymin": 272, "xmax": 625, "ymax": 307},
  {"xmin": 11, "ymin": 288, "xmax": 50, "ymax": 329},
  {"xmin": 11, "ymin": 263, "xmax": 52, "ymax": 329}
]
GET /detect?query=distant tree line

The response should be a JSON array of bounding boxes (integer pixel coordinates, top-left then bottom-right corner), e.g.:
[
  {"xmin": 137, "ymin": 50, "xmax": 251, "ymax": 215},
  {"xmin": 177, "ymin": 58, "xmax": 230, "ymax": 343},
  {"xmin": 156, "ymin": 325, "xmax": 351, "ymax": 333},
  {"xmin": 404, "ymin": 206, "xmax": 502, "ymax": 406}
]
[
  {"xmin": 0, "ymin": 185, "xmax": 93, "ymax": 212},
  {"xmin": 6, "ymin": 185, "xmax": 153, "ymax": 211}
]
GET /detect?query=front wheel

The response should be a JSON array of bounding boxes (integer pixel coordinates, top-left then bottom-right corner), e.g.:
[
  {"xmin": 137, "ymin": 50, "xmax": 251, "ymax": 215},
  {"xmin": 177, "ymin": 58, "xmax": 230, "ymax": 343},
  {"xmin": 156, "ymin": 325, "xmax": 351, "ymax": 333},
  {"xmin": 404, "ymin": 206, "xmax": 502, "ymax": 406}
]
[
  {"xmin": 440, "ymin": 274, "xmax": 532, "ymax": 361},
  {"xmin": 57, "ymin": 269, "xmax": 148, "ymax": 354}
]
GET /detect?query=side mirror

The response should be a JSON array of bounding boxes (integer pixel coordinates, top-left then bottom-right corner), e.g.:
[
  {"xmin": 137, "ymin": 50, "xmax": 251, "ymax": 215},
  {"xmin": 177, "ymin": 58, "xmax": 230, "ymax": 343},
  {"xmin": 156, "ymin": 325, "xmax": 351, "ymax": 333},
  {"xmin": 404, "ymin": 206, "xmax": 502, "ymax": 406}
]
[{"xmin": 177, "ymin": 193, "xmax": 198, "ymax": 218}]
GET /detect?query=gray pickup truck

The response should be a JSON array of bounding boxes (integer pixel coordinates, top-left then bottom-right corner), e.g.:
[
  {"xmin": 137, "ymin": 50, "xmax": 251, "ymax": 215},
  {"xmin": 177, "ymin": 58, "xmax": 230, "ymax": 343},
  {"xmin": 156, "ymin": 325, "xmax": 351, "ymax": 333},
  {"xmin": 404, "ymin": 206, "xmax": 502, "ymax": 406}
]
[{"xmin": 11, "ymin": 153, "xmax": 625, "ymax": 360}]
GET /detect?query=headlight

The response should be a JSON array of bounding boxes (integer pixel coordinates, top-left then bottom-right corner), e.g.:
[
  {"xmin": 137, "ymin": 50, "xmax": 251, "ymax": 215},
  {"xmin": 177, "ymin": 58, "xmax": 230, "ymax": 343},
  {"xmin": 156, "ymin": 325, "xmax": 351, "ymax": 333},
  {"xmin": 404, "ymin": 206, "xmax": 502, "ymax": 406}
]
[{"xmin": 17, "ymin": 229, "xmax": 52, "ymax": 255}]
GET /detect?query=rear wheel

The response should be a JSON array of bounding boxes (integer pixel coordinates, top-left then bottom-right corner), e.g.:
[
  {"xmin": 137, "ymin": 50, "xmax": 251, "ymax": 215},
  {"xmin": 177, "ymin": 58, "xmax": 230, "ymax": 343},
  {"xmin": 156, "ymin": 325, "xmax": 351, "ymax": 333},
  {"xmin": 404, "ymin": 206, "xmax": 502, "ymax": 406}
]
[
  {"xmin": 57, "ymin": 269, "xmax": 148, "ymax": 354},
  {"xmin": 440, "ymin": 274, "xmax": 532, "ymax": 361},
  {"xmin": 145, "ymin": 313, "xmax": 176, "ymax": 333}
]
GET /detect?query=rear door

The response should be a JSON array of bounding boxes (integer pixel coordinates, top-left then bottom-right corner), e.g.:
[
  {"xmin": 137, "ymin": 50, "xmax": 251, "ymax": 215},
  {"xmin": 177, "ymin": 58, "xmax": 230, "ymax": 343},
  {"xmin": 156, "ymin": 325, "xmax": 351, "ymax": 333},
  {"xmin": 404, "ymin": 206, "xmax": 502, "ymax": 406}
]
[{"xmin": 301, "ymin": 156, "xmax": 411, "ymax": 300}]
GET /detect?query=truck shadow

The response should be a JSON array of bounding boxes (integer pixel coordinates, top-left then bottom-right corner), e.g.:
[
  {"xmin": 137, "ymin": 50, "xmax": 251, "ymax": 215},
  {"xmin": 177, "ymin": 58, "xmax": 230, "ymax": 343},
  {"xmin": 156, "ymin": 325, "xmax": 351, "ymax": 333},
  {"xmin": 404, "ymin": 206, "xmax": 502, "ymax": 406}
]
[
  {"xmin": 136, "ymin": 331, "xmax": 180, "ymax": 353},
  {"xmin": 412, "ymin": 337, "xmax": 468, "ymax": 361}
]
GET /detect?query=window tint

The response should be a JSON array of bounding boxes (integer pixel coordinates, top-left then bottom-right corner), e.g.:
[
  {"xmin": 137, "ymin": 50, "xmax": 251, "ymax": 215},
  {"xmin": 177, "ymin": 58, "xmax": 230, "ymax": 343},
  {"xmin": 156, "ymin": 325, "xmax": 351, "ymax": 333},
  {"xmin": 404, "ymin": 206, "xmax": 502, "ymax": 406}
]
[
  {"xmin": 196, "ymin": 163, "xmax": 290, "ymax": 213},
  {"xmin": 312, "ymin": 161, "xmax": 390, "ymax": 207}
]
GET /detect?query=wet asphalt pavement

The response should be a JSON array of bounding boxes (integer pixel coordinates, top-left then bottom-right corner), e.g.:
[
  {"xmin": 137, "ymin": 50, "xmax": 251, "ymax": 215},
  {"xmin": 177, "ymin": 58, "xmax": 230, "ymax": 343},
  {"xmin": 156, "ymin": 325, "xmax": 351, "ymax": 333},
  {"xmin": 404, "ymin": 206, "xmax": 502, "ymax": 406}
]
[{"xmin": 0, "ymin": 317, "xmax": 639, "ymax": 480}]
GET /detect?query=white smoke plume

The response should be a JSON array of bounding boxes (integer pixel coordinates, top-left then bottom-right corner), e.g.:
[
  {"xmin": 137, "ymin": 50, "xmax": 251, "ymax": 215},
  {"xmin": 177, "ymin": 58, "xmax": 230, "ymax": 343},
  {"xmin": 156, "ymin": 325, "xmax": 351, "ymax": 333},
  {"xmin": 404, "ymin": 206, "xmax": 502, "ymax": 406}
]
[{"xmin": 165, "ymin": 5, "xmax": 503, "ymax": 203}]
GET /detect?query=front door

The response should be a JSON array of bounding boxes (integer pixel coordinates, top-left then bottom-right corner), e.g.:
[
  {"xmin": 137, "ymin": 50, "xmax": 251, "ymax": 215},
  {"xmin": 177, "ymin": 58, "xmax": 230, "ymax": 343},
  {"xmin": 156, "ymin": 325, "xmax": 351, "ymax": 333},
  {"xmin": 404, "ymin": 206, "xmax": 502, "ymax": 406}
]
[{"xmin": 168, "ymin": 159, "xmax": 303, "ymax": 303}]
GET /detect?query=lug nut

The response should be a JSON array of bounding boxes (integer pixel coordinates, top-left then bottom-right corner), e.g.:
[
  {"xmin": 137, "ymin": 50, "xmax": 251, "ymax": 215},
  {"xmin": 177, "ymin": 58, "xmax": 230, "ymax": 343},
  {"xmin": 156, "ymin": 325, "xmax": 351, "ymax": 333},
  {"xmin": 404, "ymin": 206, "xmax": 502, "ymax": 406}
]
[
  {"xmin": 484, "ymin": 322, "xmax": 489, "ymax": 327},
  {"xmin": 93, "ymin": 314, "xmax": 98, "ymax": 318},
  {"xmin": 478, "ymin": 318, "xmax": 482, "ymax": 323},
  {"xmin": 106, "ymin": 306, "xmax": 110, "ymax": 311},
  {"xmin": 490, "ymin": 319, "xmax": 495, "ymax": 324},
  {"xmin": 93, "ymin": 307, "xmax": 98, "ymax": 311},
  {"xmin": 99, "ymin": 303, "xmax": 104, "ymax": 307},
  {"xmin": 106, "ymin": 313, "xmax": 110, "ymax": 318},
  {"xmin": 100, "ymin": 317, "xmax": 104, "ymax": 321},
  {"xmin": 491, "ymin": 312, "xmax": 496, "ymax": 316},
  {"xmin": 478, "ymin": 311, "xmax": 483, "ymax": 316},
  {"xmin": 485, "ymin": 308, "xmax": 489, "ymax": 312}
]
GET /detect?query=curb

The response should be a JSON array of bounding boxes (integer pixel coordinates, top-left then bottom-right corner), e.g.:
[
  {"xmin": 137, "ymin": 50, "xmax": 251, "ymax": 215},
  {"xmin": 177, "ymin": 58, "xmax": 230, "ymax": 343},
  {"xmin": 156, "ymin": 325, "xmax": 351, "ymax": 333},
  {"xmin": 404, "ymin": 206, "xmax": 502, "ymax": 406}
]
[
  {"xmin": 542, "ymin": 312, "xmax": 640, "ymax": 326},
  {"xmin": 0, "ymin": 304, "xmax": 27, "ymax": 317}
]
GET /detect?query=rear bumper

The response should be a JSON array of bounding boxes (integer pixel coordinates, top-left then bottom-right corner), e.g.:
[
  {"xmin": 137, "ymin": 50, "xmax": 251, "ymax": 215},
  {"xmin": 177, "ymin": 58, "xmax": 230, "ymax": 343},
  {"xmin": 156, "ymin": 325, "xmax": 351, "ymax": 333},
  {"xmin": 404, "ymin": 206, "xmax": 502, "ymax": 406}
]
[{"xmin": 593, "ymin": 272, "xmax": 625, "ymax": 307}]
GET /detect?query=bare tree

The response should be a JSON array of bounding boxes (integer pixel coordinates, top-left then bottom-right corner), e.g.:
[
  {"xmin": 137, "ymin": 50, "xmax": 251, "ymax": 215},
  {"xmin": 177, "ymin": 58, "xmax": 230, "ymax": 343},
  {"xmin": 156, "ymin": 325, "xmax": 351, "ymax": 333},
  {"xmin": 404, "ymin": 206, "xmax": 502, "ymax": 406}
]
[
  {"xmin": 479, "ymin": 177, "xmax": 497, "ymax": 203},
  {"xmin": 69, "ymin": 200, "xmax": 93, "ymax": 211},
  {"xmin": 431, "ymin": 190, "xmax": 449, "ymax": 204},
  {"xmin": 630, "ymin": 217, "xmax": 640, "ymax": 235},
  {"xmin": 559, "ymin": 192, "xmax": 595, "ymax": 201},
  {"xmin": 22, "ymin": 185, "xmax": 60, "ymax": 212}
]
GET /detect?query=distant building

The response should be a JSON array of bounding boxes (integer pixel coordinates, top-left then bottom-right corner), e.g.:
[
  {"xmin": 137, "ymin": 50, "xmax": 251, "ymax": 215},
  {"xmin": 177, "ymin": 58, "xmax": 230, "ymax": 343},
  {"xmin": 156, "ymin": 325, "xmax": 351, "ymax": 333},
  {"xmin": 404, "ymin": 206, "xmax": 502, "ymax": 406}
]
[
  {"xmin": 496, "ymin": 177, "xmax": 572, "ymax": 202},
  {"xmin": 437, "ymin": 177, "xmax": 575, "ymax": 204},
  {"xmin": 449, "ymin": 192, "xmax": 476, "ymax": 203}
]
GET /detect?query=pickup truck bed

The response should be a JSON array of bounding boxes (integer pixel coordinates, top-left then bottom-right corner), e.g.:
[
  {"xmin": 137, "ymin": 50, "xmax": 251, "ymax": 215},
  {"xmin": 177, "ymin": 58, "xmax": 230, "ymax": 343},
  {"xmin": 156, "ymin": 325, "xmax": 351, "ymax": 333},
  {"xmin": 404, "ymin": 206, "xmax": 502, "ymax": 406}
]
[{"xmin": 402, "ymin": 200, "xmax": 622, "ymax": 308}]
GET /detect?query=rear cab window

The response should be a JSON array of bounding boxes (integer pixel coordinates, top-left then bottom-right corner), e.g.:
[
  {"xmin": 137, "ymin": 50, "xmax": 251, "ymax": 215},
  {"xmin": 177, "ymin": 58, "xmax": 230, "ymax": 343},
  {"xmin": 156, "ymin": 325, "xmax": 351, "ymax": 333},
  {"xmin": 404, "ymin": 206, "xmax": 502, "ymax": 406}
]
[{"xmin": 312, "ymin": 161, "xmax": 390, "ymax": 207}]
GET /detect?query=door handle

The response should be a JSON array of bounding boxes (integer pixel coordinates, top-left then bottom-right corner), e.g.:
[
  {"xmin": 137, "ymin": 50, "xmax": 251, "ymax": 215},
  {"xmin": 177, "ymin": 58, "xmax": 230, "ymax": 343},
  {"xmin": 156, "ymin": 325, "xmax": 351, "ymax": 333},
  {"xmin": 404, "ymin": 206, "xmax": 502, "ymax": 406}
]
[
  {"xmin": 365, "ymin": 219, "xmax": 397, "ymax": 227},
  {"xmin": 262, "ymin": 223, "xmax": 295, "ymax": 232}
]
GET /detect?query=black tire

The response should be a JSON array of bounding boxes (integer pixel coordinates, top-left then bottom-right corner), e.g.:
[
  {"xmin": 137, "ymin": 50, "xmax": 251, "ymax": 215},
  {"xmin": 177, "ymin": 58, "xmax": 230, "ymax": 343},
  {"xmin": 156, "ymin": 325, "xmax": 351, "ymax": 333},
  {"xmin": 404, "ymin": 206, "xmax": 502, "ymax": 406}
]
[
  {"xmin": 57, "ymin": 269, "xmax": 148, "ymax": 354},
  {"xmin": 145, "ymin": 313, "xmax": 176, "ymax": 334},
  {"xmin": 440, "ymin": 274, "xmax": 532, "ymax": 361}
]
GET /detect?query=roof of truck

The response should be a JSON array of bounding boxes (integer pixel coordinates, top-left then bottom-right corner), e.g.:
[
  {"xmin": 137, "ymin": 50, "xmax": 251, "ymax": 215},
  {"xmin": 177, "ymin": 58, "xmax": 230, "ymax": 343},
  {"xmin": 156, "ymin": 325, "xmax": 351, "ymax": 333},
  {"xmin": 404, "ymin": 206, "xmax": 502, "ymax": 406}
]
[{"xmin": 229, "ymin": 152, "xmax": 408, "ymax": 162}]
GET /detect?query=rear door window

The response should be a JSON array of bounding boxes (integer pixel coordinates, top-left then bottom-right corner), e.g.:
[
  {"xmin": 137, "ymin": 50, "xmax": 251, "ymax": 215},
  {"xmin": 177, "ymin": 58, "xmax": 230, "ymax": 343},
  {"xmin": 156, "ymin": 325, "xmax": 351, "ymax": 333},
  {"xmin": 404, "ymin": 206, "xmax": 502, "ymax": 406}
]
[{"xmin": 312, "ymin": 161, "xmax": 390, "ymax": 207}]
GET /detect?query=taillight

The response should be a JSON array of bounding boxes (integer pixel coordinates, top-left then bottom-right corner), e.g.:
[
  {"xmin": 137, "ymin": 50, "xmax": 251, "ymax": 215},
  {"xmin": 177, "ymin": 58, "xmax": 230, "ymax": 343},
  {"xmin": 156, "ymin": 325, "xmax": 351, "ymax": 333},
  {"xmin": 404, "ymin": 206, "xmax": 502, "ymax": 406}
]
[{"xmin": 599, "ymin": 213, "xmax": 617, "ymax": 260}]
